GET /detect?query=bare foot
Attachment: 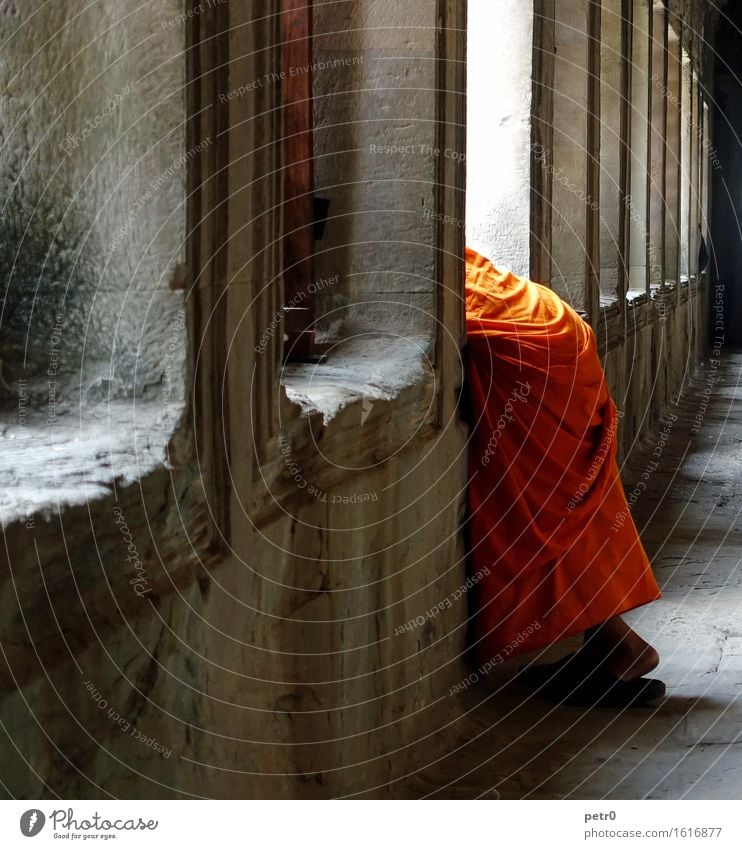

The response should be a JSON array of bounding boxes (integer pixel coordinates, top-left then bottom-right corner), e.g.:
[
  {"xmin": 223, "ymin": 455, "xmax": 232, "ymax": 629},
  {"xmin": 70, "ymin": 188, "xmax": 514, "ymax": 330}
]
[{"xmin": 581, "ymin": 616, "xmax": 660, "ymax": 681}]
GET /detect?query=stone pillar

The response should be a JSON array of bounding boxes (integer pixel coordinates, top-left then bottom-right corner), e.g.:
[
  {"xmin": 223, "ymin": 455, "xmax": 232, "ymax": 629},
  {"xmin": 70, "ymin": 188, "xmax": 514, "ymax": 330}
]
[
  {"xmin": 689, "ymin": 69, "xmax": 700, "ymax": 277},
  {"xmin": 664, "ymin": 23, "xmax": 682, "ymax": 288},
  {"xmin": 628, "ymin": 0, "xmax": 651, "ymax": 296},
  {"xmin": 599, "ymin": 0, "xmax": 625, "ymax": 303},
  {"xmin": 680, "ymin": 49, "xmax": 692, "ymax": 280},
  {"xmin": 550, "ymin": 0, "xmax": 601, "ymax": 320},
  {"xmin": 648, "ymin": 1, "xmax": 667, "ymax": 290}
]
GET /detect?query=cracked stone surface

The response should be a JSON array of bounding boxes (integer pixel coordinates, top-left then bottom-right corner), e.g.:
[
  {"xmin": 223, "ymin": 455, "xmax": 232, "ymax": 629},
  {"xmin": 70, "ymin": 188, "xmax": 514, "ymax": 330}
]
[{"xmin": 406, "ymin": 351, "xmax": 742, "ymax": 800}]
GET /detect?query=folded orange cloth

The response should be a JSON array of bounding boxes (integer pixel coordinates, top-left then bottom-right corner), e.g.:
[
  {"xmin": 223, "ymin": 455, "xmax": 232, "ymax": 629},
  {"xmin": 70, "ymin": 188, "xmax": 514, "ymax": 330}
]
[{"xmin": 465, "ymin": 248, "xmax": 661, "ymax": 664}]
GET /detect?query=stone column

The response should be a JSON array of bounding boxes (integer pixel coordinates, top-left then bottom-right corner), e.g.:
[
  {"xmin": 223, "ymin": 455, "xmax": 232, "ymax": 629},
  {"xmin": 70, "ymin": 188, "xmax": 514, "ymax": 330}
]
[
  {"xmin": 550, "ymin": 0, "xmax": 601, "ymax": 320},
  {"xmin": 628, "ymin": 0, "xmax": 651, "ymax": 297}
]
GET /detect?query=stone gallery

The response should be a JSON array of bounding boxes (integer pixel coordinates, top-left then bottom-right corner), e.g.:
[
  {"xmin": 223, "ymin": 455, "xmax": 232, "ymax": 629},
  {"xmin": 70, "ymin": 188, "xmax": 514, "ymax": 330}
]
[{"xmin": 1, "ymin": 0, "xmax": 741, "ymax": 805}]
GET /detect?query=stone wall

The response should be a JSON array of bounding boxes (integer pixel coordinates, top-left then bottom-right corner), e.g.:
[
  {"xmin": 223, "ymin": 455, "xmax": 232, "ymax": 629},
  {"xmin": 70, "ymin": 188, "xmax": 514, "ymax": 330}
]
[
  {"xmin": 600, "ymin": 281, "xmax": 709, "ymax": 461},
  {"xmin": 0, "ymin": 405, "xmax": 469, "ymax": 797},
  {"xmin": 0, "ymin": 0, "xmax": 720, "ymax": 801},
  {"xmin": 0, "ymin": 0, "xmax": 186, "ymax": 401},
  {"xmin": 0, "ymin": 0, "xmax": 470, "ymax": 800}
]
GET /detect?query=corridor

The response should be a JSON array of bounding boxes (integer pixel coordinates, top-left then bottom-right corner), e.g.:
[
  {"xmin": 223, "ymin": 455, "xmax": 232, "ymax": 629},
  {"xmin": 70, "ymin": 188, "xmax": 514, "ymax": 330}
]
[
  {"xmin": 413, "ymin": 352, "xmax": 742, "ymax": 800},
  {"xmin": 2, "ymin": 0, "xmax": 738, "ymax": 803}
]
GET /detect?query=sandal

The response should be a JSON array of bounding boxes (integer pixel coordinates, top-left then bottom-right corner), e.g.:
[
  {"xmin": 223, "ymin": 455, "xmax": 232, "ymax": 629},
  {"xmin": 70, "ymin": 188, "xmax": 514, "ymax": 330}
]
[{"xmin": 520, "ymin": 651, "xmax": 666, "ymax": 708}]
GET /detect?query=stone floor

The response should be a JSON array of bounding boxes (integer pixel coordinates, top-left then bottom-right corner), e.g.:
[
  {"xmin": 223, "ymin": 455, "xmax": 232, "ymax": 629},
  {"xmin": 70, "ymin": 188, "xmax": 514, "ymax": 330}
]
[{"xmin": 408, "ymin": 350, "xmax": 742, "ymax": 800}]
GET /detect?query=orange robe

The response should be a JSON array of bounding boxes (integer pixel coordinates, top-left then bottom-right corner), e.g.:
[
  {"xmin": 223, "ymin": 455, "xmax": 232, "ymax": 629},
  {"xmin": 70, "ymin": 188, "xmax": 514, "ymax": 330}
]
[{"xmin": 465, "ymin": 248, "xmax": 661, "ymax": 665}]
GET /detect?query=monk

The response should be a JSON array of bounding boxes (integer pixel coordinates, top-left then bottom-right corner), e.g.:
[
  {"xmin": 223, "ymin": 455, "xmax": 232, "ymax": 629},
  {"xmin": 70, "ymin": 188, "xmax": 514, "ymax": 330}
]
[{"xmin": 465, "ymin": 247, "xmax": 665, "ymax": 708}]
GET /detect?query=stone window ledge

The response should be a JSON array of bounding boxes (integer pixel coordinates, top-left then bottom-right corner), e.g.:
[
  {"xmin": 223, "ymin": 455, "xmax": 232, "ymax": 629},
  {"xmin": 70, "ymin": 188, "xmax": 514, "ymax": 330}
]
[
  {"xmin": 251, "ymin": 335, "xmax": 438, "ymax": 520},
  {"xmin": 626, "ymin": 289, "xmax": 649, "ymax": 306},
  {"xmin": 282, "ymin": 335, "xmax": 434, "ymax": 424},
  {"xmin": 0, "ymin": 398, "xmax": 182, "ymax": 526}
]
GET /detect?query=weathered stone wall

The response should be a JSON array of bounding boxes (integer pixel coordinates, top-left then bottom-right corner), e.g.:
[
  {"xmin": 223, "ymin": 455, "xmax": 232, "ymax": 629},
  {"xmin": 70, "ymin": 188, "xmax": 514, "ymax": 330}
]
[
  {"xmin": 0, "ymin": 0, "xmax": 720, "ymax": 802},
  {"xmin": 0, "ymin": 0, "xmax": 470, "ymax": 800},
  {"xmin": 601, "ymin": 282, "xmax": 709, "ymax": 461},
  {"xmin": 0, "ymin": 0, "xmax": 186, "ymax": 401},
  {"xmin": 0, "ymin": 399, "xmax": 468, "ymax": 798}
]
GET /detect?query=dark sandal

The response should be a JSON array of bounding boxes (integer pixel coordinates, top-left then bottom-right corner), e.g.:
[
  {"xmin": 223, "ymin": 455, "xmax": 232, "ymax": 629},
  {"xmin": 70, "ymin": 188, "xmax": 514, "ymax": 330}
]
[{"xmin": 520, "ymin": 652, "xmax": 666, "ymax": 708}]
